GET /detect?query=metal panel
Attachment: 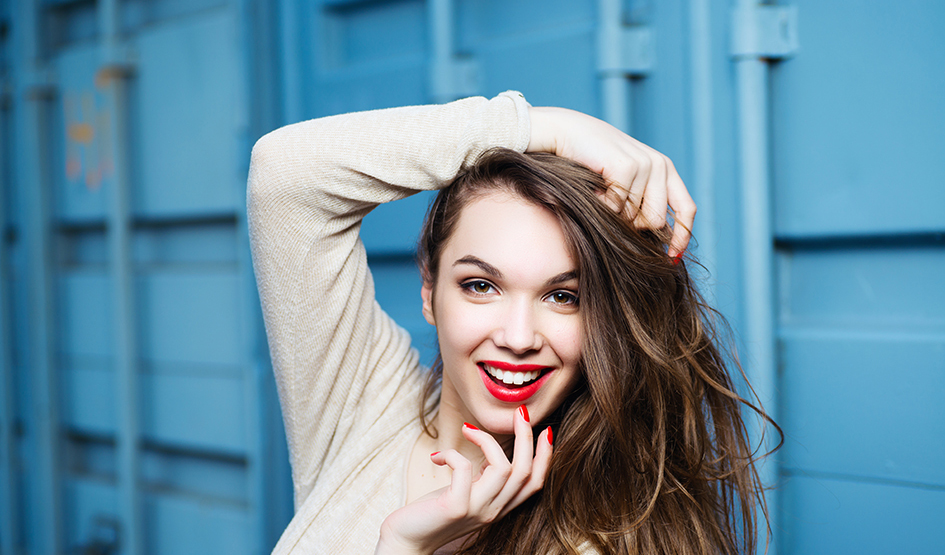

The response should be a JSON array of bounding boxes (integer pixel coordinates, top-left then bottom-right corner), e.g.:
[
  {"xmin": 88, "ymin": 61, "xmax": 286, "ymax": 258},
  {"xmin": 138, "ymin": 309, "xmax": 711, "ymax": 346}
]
[
  {"xmin": 139, "ymin": 271, "xmax": 244, "ymax": 367},
  {"xmin": 134, "ymin": 10, "xmax": 242, "ymax": 218},
  {"xmin": 770, "ymin": 1, "xmax": 945, "ymax": 552},
  {"xmin": 779, "ymin": 243, "xmax": 945, "ymax": 487},
  {"xmin": 780, "ymin": 333, "xmax": 945, "ymax": 485},
  {"xmin": 56, "ymin": 45, "xmax": 108, "ymax": 222},
  {"xmin": 458, "ymin": 0, "xmax": 597, "ymax": 111},
  {"xmin": 5, "ymin": 0, "xmax": 289, "ymax": 551},
  {"xmin": 771, "ymin": 1, "xmax": 945, "ymax": 237},
  {"xmin": 780, "ymin": 476, "xmax": 945, "ymax": 555}
]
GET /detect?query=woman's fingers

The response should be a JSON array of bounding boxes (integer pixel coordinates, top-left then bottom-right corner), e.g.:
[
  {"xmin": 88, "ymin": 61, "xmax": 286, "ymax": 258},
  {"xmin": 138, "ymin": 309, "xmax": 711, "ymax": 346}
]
[
  {"xmin": 634, "ymin": 152, "xmax": 667, "ymax": 230},
  {"xmin": 666, "ymin": 159, "xmax": 696, "ymax": 257},
  {"xmin": 433, "ymin": 409, "xmax": 548, "ymax": 524},
  {"xmin": 490, "ymin": 406, "xmax": 536, "ymax": 509},
  {"xmin": 624, "ymin": 149, "xmax": 652, "ymax": 222},
  {"xmin": 461, "ymin": 423, "xmax": 511, "ymax": 482},
  {"xmin": 429, "ymin": 450, "xmax": 473, "ymax": 518},
  {"xmin": 504, "ymin": 426, "xmax": 553, "ymax": 512},
  {"xmin": 527, "ymin": 106, "xmax": 697, "ymax": 258}
]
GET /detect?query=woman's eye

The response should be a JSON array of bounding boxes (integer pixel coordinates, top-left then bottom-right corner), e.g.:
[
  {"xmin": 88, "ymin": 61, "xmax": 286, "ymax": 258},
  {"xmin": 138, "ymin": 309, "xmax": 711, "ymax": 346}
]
[
  {"xmin": 463, "ymin": 281, "xmax": 495, "ymax": 295},
  {"xmin": 548, "ymin": 291, "xmax": 578, "ymax": 306}
]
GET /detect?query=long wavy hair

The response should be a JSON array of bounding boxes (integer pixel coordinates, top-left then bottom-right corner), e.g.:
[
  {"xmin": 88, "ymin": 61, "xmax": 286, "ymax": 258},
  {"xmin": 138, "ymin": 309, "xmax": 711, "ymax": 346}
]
[{"xmin": 416, "ymin": 148, "xmax": 779, "ymax": 555}]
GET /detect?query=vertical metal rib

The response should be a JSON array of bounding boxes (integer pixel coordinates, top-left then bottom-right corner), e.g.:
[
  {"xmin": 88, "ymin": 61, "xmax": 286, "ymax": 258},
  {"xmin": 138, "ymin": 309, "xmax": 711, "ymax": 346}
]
[
  {"xmin": 733, "ymin": 1, "xmax": 779, "ymax": 553},
  {"xmin": 688, "ymin": 0, "xmax": 718, "ymax": 304},
  {"xmin": 100, "ymin": 0, "xmax": 143, "ymax": 551},
  {"xmin": 16, "ymin": 0, "xmax": 62, "ymax": 552},
  {"xmin": 598, "ymin": 0, "xmax": 632, "ymax": 133},
  {"xmin": 0, "ymin": 69, "xmax": 20, "ymax": 555}
]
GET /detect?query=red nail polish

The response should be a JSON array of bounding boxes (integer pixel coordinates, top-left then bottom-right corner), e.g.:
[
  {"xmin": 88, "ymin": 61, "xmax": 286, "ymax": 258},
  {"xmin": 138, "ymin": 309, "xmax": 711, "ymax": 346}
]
[
  {"xmin": 463, "ymin": 422, "xmax": 478, "ymax": 430},
  {"xmin": 672, "ymin": 253, "xmax": 683, "ymax": 266},
  {"xmin": 546, "ymin": 426, "xmax": 553, "ymax": 445},
  {"xmin": 430, "ymin": 451, "xmax": 440, "ymax": 457},
  {"xmin": 518, "ymin": 404, "xmax": 530, "ymax": 422}
]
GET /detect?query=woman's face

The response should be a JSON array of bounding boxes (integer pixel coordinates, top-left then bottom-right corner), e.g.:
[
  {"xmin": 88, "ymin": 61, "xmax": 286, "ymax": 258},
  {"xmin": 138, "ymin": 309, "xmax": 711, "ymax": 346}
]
[{"xmin": 422, "ymin": 190, "xmax": 583, "ymax": 435}]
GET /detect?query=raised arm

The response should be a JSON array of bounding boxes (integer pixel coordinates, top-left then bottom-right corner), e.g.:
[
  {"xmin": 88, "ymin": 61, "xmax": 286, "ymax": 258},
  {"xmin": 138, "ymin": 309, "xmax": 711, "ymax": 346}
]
[{"xmin": 247, "ymin": 92, "xmax": 531, "ymax": 508}]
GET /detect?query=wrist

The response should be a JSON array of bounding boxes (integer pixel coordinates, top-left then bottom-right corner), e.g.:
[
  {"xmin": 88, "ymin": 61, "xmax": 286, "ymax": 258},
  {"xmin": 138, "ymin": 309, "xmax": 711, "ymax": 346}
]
[
  {"xmin": 376, "ymin": 522, "xmax": 432, "ymax": 555},
  {"xmin": 526, "ymin": 106, "xmax": 558, "ymax": 154}
]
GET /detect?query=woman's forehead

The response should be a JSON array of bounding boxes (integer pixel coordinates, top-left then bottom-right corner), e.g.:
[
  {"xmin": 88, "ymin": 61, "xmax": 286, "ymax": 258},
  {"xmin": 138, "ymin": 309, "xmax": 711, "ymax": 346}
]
[{"xmin": 440, "ymin": 191, "xmax": 576, "ymax": 282}]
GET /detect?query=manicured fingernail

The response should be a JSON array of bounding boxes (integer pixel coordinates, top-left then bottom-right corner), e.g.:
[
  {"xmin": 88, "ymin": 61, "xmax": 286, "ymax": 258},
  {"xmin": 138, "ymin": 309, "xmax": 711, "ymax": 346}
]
[
  {"xmin": 672, "ymin": 252, "xmax": 683, "ymax": 266},
  {"xmin": 430, "ymin": 451, "xmax": 440, "ymax": 457},
  {"xmin": 518, "ymin": 404, "xmax": 529, "ymax": 422},
  {"xmin": 463, "ymin": 422, "xmax": 478, "ymax": 430},
  {"xmin": 546, "ymin": 426, "xmax": 553, "ymax": 445}
]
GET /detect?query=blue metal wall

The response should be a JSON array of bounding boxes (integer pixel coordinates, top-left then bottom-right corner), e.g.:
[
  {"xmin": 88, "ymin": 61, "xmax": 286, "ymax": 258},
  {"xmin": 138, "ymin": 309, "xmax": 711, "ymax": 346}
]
[
  {"xmin": 1, "ymin": 0, "xmax": 942, "ymax": 553},
  {"xmin": 1, "ymin": 0, "xmax": 290, "ymax": 553},
  {"xmin": 772, "ymin": 2, "xmax": 945, "ymax": 551}
]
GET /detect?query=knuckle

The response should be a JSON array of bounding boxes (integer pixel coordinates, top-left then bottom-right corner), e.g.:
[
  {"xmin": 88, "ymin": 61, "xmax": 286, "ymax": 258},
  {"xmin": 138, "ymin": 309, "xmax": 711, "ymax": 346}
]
[
  {"xmin": 454, "ymin": 458, "xmax": 472, "ymax": 473},
  {"xmin": 679, "ymin": 200, "xmax": 697, "ymax": 218},
  {"xmin": 496, "ymin": 462, "xmax": 513, "ymax": 482},
  {"xmin": 481, "ymin": 503, "xmax": 503, "ymax": 524},
  {"xmin": 663, "ymin": 153, "xmax": 677, "ymax": 171},
  {"xmin": 636, "ymin": 157, "xmax": 652, "ymax": 175},
  {"xmin": 651, "ymin": 154, "xmax": 667, "ymax": 172},
  {"xmin": 511, "ymin": 468, "xmax": 532, "ymax": 488}
]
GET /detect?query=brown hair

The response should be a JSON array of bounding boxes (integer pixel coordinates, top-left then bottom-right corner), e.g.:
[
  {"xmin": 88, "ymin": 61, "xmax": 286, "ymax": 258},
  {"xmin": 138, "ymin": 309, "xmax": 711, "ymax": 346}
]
[{"xmin": 417, "ymin": 149, "xmax": 779, "ymax": 555}]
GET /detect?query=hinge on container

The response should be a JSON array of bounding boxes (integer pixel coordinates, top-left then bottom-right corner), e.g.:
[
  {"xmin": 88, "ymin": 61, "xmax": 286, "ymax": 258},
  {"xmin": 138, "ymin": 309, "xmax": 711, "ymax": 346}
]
[
  {"xmin": 430, "ymin": 57, "xmax": 479, "ymax": 103},
  {"xmin": 0, "ymin": 80, "xmax": 12, "ymax": 110},
  {"xmin": 97, "ymin": 45, "xmax": 137, "ymax": 87},
  {"xmin": 599, "ymin": 26, "xmax": 654, "ymax": 77},
  {"xmin": 730, "ymin": 5, "xmax": 799, "ymax": 60},
  {"xmin": 24, "ymin": 69, "xmax": 56, "ymax": 100},
  {"xmin": 95, "ymin": 63, "xmax": 135, "ymax": 88}
]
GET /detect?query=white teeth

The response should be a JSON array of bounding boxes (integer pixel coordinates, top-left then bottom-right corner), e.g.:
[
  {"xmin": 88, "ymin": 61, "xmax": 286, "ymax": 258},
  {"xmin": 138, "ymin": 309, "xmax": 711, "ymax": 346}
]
[{"xmin": 484, "ymin": 364, "xmax": 542, "ymax": 386}]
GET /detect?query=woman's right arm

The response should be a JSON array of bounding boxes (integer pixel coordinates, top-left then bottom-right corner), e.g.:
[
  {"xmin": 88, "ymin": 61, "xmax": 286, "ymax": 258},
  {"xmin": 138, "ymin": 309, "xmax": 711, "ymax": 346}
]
[{"xmin": 247, "ymin": 92, "xmax": 531, "ymax": 508}]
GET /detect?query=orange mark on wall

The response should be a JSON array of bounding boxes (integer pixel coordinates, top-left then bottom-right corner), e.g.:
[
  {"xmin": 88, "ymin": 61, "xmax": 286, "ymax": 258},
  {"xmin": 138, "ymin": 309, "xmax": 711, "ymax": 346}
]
[
  {"xmin": 63, "ymin": 90, "xmax": 113, "ymax": 192},
  {"xmin": 68, "ymin": 122, "xmax": 94, "ymax": 144}
]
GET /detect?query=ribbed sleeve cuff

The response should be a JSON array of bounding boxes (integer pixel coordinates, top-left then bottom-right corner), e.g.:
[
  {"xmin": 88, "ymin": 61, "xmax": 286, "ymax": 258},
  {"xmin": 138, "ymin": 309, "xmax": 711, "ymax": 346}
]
[{"xmin": 497, "ymin": 90, "xmax": 531, "ymax": 153}]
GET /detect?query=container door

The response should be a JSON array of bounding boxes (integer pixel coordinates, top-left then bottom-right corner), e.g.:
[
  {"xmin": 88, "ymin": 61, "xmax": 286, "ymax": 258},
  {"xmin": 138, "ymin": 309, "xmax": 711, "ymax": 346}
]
[
  {"xmin": 3, "ymin": 0, "xmax": 289, "ymax": 552},
  {"xmin": 772, "ymin": 1, "xmax": 945, "ymax": 552}
]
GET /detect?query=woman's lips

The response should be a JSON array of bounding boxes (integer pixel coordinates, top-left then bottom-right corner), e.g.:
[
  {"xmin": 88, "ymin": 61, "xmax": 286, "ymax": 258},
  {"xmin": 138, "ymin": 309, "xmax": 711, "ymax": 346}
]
[{"xmin": 478, "ymin": 361, "xmax": 553, "ymax": 403}]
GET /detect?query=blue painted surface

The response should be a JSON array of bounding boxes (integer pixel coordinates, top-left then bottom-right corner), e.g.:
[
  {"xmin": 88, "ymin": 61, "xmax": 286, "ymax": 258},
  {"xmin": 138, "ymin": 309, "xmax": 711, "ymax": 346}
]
[
  {"xmin": 770, "ymin": 1, "xmax": 945, "ymax": 551},
  {"xmin": 2, "ymin": 0, "xmax": 944, "ymax": 553},
  {"xmin": 780, "ymin": 475, "xmax": 945, "ymax": 555},
  {"xmin": 4, "ymin": 0, "xmax": 287, "ymax": 553},
  {"xmin": 771, "ymin": 1, "xmax": 945, "ymax": 237}
]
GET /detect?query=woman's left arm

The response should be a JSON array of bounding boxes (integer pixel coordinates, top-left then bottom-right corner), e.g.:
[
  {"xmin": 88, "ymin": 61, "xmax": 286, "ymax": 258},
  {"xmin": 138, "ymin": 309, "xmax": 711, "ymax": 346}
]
[{"xmin": 527, "ymin": 106, "xmax": 696, "ymax": 257}]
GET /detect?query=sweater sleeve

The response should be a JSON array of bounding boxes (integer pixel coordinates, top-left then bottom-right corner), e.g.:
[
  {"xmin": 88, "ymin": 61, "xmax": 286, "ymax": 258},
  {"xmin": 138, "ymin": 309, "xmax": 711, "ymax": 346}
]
[{"xmin": 247, "ymin": 92, "xmax": 531, "ymax": 508}]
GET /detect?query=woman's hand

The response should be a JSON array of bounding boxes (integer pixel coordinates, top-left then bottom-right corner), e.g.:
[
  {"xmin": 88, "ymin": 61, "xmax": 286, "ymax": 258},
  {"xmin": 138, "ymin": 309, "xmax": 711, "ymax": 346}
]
[
  {"xmin": 375, "ymin": 408, "xmax": 551, "ymax": 555},
  {"xmin": 527, "ymin": 106, "xmax": 696, "ymax": 258}
]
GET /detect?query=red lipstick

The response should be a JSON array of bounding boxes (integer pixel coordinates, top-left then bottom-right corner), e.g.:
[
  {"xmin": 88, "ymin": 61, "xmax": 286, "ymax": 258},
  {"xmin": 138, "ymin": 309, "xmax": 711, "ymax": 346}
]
[{"xmin": 478, "ymin": 361, "xmax": 552, "ymax": 403}]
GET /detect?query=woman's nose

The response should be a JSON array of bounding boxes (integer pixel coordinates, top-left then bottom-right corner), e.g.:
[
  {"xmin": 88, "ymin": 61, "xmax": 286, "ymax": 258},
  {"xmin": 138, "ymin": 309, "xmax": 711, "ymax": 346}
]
[{"xmin": 494, "ymin": 300, "xmax": 542, "ymax": 353}]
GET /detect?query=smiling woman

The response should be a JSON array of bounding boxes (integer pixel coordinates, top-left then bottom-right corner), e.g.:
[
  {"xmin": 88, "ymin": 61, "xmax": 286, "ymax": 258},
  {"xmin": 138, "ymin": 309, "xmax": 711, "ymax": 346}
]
[
  {"xmin": 420, "ymin": 190, "xmax": 583, "ymax": 436},
  {"xmin": 247, "ymin": 92, "xmax": 775, "ymax": 555}
]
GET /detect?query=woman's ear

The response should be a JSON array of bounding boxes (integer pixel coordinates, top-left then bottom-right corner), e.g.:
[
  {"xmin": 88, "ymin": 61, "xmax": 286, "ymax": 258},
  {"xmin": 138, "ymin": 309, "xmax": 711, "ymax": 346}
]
[{"xmin": 421, "ymin": 281, "xmax": 436, "ymax": 326}]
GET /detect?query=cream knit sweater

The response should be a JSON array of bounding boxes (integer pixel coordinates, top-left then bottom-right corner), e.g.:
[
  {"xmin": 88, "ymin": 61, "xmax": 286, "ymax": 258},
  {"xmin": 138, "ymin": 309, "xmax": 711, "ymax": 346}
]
[{"xmin": 247, "ymin": 92, "xmax": 531, "ymax": 553}]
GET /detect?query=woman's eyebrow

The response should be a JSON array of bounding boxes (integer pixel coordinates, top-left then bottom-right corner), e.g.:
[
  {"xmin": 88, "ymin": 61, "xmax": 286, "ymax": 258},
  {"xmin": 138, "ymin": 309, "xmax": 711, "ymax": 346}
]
[
  {"xmin": 453, "ymin": 255, "xmax": 502, "ymax": 278},
  {"xmin": 545, "ymin": 270, "xmax": 578, "ymax": 287}
]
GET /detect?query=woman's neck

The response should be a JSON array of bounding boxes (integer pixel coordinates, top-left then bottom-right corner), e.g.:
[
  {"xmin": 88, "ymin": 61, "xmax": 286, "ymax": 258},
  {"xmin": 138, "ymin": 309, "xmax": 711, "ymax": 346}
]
[{"xmin": 432, "ymin": 391, "xmax": 514, "ymax": 467}]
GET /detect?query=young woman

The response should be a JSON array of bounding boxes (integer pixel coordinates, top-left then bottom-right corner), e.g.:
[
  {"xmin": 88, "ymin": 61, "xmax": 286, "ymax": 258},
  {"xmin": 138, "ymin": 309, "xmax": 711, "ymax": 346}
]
[{"xmin": 248, "ymin": 92, "xmax": 771, "ymax": 554}]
